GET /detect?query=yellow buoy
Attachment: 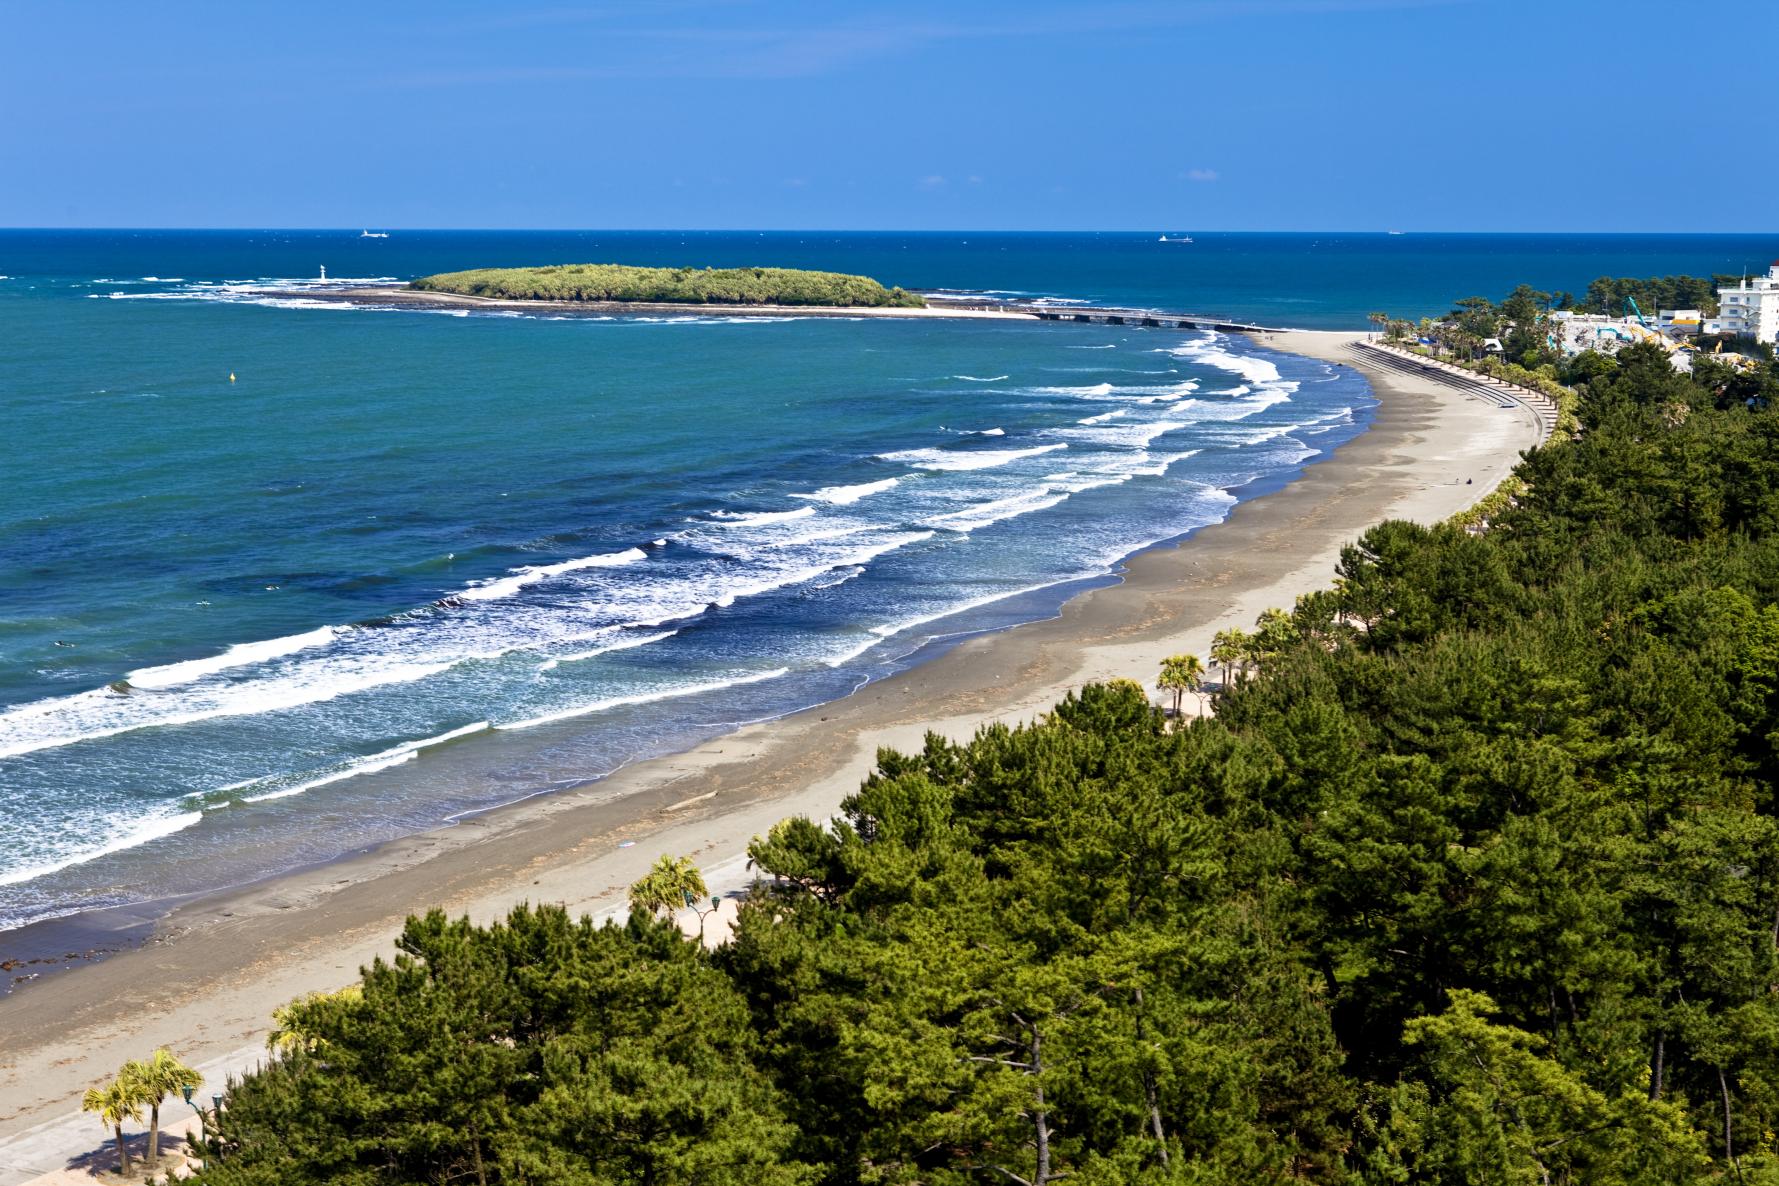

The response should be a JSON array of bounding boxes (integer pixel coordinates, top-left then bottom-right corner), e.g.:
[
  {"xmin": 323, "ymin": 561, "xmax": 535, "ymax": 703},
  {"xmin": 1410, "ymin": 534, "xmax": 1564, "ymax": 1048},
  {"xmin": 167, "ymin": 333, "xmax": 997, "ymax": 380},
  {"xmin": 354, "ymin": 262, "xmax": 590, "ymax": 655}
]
[{"xmin": 229, "ymin": 372, "xmax": 236, "ymax": 383}]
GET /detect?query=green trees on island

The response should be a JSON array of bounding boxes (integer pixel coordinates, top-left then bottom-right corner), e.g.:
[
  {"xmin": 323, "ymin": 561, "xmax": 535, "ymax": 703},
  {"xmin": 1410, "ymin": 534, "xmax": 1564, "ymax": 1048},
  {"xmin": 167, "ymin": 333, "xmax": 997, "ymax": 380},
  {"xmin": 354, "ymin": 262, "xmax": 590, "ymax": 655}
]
[
  {"xmin": 189, "ymin": 339, "xmax": 1779, "ymax": 1183},
  {"xmin": 411, "ymin": 263, "xmax": 926, "ymax": 308}
]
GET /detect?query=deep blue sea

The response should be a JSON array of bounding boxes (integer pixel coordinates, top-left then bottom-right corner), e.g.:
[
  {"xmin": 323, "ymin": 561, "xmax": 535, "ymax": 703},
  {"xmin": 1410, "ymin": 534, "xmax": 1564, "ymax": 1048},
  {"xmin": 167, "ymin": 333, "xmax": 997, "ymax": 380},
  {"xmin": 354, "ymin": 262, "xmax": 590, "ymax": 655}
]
[{"xmin": 2, "ymin": 230, "xmax": 1773, "ymax": 934}]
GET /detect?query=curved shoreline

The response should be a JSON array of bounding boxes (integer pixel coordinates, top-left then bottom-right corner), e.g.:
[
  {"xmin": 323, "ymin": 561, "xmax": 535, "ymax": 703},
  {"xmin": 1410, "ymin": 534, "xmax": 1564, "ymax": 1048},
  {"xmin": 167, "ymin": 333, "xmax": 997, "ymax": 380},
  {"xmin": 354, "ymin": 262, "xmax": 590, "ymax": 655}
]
[{"xmin": 0, "ymin": 330, "xmax": 1547, "ymax": 1172}]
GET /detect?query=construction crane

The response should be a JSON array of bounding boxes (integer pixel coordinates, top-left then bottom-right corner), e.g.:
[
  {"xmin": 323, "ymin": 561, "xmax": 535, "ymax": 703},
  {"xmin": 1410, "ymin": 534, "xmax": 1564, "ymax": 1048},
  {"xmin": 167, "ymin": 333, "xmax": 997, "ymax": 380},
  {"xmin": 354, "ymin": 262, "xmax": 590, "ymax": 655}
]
[{"xmin": 1624, "ymin": 296, "xmax": 1651, "ymax": 329}]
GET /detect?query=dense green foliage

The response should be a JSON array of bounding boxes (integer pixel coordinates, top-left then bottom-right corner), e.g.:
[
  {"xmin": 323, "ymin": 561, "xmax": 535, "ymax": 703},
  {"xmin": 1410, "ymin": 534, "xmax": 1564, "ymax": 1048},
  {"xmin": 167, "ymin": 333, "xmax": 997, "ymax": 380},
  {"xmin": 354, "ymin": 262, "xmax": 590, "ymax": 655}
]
[
  {"xmin": 412, "ymin": 264, "xmax": 925, "ymax": 307},
  {"xmin": 195, "ymin": 341, "xmax": 1779, "ymax": 1184},
  {"xmin": 1579, "ymin": 274, "xmax": 1734, "ymax": 318},
  {"xmin": 1383, "ymin": 277, "xmax": 1778, "ymax": 443}
]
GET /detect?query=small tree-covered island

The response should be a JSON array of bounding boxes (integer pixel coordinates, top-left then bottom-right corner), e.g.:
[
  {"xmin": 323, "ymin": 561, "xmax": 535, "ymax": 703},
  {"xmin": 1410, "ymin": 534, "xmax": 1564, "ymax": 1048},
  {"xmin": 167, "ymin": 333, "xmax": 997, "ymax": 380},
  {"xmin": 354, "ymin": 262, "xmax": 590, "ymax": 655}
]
[{"xmin": 411, "ymin": 263, "xmax": 927, "ymax": 308}]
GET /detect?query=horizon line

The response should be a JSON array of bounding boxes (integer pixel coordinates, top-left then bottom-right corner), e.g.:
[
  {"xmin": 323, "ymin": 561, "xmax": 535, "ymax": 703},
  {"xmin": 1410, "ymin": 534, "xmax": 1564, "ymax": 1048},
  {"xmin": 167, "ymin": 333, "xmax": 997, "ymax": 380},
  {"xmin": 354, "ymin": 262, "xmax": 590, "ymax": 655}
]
[{"xmin": 2, "ymin": 226, "xmax": 1776, "ymax": 238}]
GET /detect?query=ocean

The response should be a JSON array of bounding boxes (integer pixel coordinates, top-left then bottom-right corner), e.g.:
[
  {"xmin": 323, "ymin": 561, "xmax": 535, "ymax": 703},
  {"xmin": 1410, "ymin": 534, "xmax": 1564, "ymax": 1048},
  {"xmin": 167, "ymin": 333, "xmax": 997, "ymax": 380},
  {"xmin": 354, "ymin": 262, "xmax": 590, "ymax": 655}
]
[{"xmin": 2, "ymin": 230, "xmax": 1773, "ymax": 936}]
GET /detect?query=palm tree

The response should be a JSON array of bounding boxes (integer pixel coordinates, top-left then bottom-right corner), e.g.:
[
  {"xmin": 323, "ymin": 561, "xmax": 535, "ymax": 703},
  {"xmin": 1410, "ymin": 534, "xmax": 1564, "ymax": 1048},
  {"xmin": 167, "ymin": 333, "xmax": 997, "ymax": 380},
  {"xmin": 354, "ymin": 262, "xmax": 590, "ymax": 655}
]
[
  {"xmin": 1155, "ymin": 654, "xmax": 1204, "ymax": 724},
  {"xmin": 1367, "ymin": 311, "xmax": 1388, "ymax": 340},
  {"xmin": 1209, "ymin": 629, "xmax": 1247, "ymax": 690},
  {"xmin": 628, "ymin": 854, "xmax": 709, "ymax": 919},
  {"xmin": 82, "ymin": 1074, "xmax": 144, "ymax": 1176},
  {"xmin": 129, "ymin": 1048, "xmax": 202, "ymax": 1166}
]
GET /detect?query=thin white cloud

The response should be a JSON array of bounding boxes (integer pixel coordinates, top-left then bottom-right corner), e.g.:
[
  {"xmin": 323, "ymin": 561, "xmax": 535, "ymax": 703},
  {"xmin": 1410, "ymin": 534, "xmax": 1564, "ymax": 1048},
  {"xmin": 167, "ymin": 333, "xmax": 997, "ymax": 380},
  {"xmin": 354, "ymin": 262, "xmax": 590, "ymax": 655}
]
[
  {"xmin": 1184, "ymin": 168, "xmax": 1219, "ymax": 182},
  {"xmin": 369, "ymin": 0, "xmax": 1479, "ymax": 87}
]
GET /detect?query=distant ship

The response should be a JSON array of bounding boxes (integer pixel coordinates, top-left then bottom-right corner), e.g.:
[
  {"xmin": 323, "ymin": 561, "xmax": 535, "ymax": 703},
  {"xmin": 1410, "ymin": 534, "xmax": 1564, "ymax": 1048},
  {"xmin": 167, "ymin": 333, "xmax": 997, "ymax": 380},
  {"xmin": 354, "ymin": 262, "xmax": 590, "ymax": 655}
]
[
  {"xmin": 360, "ymin": 230, "xmax": 389, "ymax": 239},
  {"xmin": 1387, "ymin": 230, "xmax": 1405, "ymax": 236},
  {"xmin": 1157, "ymin": 234, "xmax": 1194, "ymax": 243}
]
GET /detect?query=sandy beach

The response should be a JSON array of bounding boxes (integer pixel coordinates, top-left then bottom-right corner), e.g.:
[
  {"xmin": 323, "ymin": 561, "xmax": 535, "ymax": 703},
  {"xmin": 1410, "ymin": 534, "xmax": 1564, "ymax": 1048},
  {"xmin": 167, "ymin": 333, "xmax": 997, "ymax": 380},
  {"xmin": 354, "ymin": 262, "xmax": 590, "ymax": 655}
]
[{"xmin": 0, "ymin": 330, "xmax": 1548, "ymax": 1181}]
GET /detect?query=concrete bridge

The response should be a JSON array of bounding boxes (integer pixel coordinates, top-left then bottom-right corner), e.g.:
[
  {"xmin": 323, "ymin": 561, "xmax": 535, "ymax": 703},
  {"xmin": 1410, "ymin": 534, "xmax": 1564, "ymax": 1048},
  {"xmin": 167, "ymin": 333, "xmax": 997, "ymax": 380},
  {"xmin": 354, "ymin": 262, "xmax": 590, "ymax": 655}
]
[
  {"xmin": 920, "ymin": 296, "xmax": 1269, "ymax": 334},
  {"xmin": 1025, "ymin": 306, "xmax": 1269, "ymax": 333}
]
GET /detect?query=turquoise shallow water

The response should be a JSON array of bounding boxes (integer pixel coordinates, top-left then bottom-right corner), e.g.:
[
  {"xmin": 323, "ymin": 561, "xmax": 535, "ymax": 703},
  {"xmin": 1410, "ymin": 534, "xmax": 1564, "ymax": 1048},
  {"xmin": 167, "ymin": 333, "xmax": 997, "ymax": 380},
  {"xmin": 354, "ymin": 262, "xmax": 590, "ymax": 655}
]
[{"xmin": 1, "ymin": 230, "xmax": 1772, "ymax": 933}]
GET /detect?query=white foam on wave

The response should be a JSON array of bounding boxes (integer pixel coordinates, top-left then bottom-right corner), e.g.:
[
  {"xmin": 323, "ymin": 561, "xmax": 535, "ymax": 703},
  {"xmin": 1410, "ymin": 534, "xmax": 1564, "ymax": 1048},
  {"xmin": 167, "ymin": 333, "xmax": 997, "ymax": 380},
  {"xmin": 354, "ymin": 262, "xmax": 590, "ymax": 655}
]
[
  {"xmin": 6, "ymin": 332, "xmax": 1305, "ymax": 768},
  {"xmin": 460, "ymin": 547, "xmax": 647, "ymax": 603},
  {"xmin": 711, "ymin": 531, "xmax": 933, "ymax": 607},
  {"xmin": 1220, "ymin": 423, "xmax": 1305, "ymax": 448},
  {"xmin": 1168, "ymin": 388, "xmax": 1292, "ymax": 422},
  {"xmin": 500, "ymin": 667, "xmax": 791, "ymax": 732},
  {"xmin": 1166, "ymin": 337, "xmax": 1288, "ymax": 388},
  {"xmin": 126, "ymin": 625, "xmax": 341, "ymax": 690},
  {"xmin": 1031, "ymin": 378, "xmax": 1198, "ymax": 401},
  {"xmin": 0, "ymin": 657, "xmax": 462, "ymax": 761},
  {"xmin": 704, "ymin": 507, "xmax": 817, "ymax": 528},
  {"xmin": 1059, "ymin": 472, "xmax": 1136, "ymax": 494},
  {"xmin": 822, "ymin": 633, "xmax": 887, "ymax": 668},
  {"xmin": 242, "ymin": 721, "xmax": 491, "ymax": 803},
  {"xmin": 810, "ymin": 565, "xmax": 866, "ymax": 591},
  {"xmin": 0, "ymin": 809, "xmax": 203, "ymax": 888},
  {"xmin": 869, "ymin": 578, "xmax": 1083, "ymax": 641},
  {"xmin": 1084, "ymin": 447, "xmax": 1203, "ymax": 480},
  {"xmin": 1050, "ymin": 420, "xmax": 1186, "ymax": 449},
  {"xmin": 1197, "ymin": 484, "xmax": 1241, "ymax": 512},
  {"xmin": 757, "ymin": 521, "xmax": 874, "ymax": 547},
  {"xmin": 876, "ymin": 443, "xmax": 1067, "ymax": 471},
  {"xmin": 924, "ymin": 487, "xmax": 1074, "ymax": 533},
  {"xmin": 952, "ymin": 374, "xmax": 1009, "ymax": 382},
  {"xmin": 791, "ymin": 477, "xmax": 902, "ymax": 505},
  {"xmin": 631, "ymin": 315, "xmax": 800, "ymax": 325},
  {"xmin": 538, "ymin": 630, "xmax": 678, "ymax": 672}
]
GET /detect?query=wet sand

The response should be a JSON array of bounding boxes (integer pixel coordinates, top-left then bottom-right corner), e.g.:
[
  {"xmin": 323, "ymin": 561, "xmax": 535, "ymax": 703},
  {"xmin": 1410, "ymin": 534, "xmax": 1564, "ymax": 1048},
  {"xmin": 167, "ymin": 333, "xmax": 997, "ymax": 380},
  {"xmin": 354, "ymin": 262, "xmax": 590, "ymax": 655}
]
[{"xmin": 0, "ymin": 330, "xmax": 1548, "ymax": 1177}]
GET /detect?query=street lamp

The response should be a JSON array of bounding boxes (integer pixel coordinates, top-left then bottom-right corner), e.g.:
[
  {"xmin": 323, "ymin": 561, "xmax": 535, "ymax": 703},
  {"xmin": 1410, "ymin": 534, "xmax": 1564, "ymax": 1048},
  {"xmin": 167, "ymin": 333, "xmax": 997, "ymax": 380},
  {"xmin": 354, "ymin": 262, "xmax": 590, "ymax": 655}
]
[
  {"xmin": 182, "ymin": 1084, "xmax": 203, "ymax": 1143},
  {"xmin": 696, "ymin": 895, "xmax": 723, "ymax": 943}
]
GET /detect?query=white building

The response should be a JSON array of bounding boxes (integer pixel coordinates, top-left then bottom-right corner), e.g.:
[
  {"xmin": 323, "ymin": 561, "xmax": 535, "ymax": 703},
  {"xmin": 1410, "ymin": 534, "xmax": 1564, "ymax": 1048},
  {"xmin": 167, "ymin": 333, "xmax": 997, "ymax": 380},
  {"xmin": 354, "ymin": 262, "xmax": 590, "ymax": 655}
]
[
  {"xmin": 1657, "ymin": 308, "xmax": 1702, "ymax": 338},
  {"xmin": 1716, "ymin": 262, "xmax": 1779, "ymax": 344}
]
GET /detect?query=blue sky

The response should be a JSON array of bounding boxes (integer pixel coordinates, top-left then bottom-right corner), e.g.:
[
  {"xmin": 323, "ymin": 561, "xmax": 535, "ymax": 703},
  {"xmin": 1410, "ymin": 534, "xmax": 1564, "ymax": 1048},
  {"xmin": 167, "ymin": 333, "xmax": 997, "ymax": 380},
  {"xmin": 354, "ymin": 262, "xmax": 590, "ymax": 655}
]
[{"xmin": 3, "ymin": 0, "xmax": 1771, "ymax": 231}]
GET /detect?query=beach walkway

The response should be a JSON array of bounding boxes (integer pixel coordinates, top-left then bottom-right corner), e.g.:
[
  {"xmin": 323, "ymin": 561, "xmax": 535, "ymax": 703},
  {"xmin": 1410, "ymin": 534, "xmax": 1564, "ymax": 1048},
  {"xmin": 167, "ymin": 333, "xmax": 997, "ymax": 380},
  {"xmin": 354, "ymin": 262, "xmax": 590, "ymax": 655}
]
[{"xmin": 1352, "ymin": 340, "xmax": 1559, "ymax": 442}]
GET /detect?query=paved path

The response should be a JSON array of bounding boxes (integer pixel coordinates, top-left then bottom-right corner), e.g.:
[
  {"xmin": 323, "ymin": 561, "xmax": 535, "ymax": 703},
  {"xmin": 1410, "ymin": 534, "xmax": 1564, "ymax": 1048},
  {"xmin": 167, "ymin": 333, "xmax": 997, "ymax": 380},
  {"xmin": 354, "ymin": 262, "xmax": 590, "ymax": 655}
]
[{"xmin": 1353, "ymin": 340, "xmax": 1558, "ymax": 442}]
